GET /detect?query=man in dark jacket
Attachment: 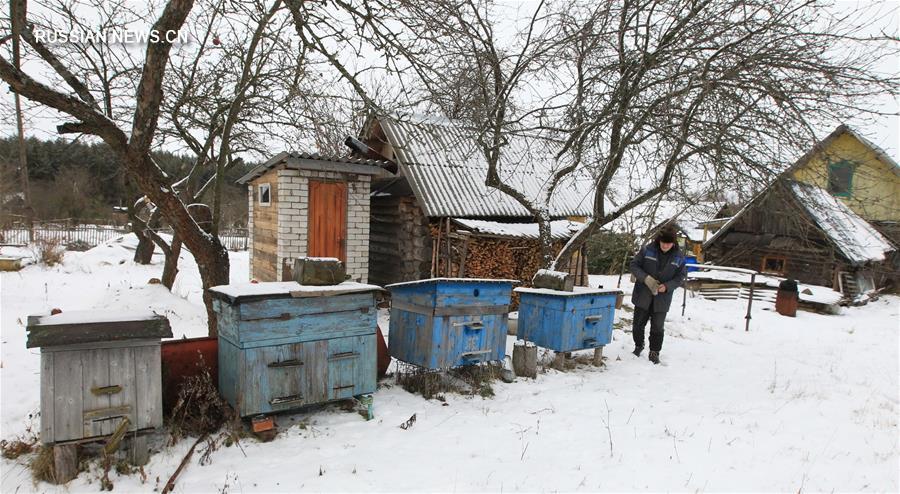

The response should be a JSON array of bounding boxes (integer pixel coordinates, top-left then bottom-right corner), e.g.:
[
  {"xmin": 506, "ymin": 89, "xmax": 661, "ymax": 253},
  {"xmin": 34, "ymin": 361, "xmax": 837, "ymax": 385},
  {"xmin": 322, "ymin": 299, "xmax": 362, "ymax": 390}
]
[{"xmin": 629, "ymin": 225, "xmax": 687, "ymax": 364}]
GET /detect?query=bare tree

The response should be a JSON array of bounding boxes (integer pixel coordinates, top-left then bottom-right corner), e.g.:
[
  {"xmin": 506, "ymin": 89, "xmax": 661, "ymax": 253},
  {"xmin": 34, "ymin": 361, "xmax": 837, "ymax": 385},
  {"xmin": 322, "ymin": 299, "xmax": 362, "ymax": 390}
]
[
  {"xmin": 0, "ymin": 0, "xmax": 421, "ymax": 331},
  {"xmin": 398, "ymin": 0, "xmax": 898, "ymax": 271},
  {"xmin": 549, "ymin": 0, "xmax": 899, "ymax": 268},
  {"xmin": 0, "ymin": 0, "xmax": 233, "ymax": 335}
]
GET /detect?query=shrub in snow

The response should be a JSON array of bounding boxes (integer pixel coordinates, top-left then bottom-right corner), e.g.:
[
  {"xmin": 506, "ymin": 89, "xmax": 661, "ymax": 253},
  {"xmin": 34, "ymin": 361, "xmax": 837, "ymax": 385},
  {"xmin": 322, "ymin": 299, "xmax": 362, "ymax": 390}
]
[{"xmin": 30, "ymin": 238, "xmax": 65, "ymax": 266}]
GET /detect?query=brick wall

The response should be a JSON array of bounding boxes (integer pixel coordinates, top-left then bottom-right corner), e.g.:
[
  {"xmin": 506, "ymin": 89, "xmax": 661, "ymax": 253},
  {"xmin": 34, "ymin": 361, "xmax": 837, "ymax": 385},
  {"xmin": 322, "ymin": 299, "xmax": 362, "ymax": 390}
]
[{"xmin": 272, "ymin": 168, "xmax": 370, "ymax": 283}]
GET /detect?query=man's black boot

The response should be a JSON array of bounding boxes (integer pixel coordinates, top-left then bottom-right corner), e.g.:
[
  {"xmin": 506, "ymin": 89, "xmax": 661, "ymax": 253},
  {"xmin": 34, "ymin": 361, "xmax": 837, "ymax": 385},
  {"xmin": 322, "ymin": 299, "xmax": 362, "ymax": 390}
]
[
  {"xmin": 649, "ymin": 351, "xmax": 660, "ymax": 364},
  {"xmin": 632, "ymin": 346, "xmax": 643, "ymax": 357}
]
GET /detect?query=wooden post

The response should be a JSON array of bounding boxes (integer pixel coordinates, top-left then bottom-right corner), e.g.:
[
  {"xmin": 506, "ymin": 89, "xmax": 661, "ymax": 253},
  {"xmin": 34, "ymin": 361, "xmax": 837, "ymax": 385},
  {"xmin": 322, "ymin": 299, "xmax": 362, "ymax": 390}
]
[
  {"xmin": 445, "ymin": 218, "xmax": 451, "ymax": 277},
  {"xmin": 512, "ymin": 341, "xmax": 537, "ymax": 378},
  {"xmin": 745, "ymin": 273, "xmax": 756, "ymax": 332},
  {"xmin": 127, "ymin": 434, "xmax": 150, "ymax": 466},
  {"xmin": 433, "ymin": 224, "xmax": 442, "ymax": 277},
  {"xmin": 681, "ymin": 278, "xmax": 688, "ymax": 316},
  {"xmin": 592, "ymin": 346, "xmax": 603, "ymax": 367},
  {"xmin": 52, "ymin": 444, "xmax": 79, "ymax": 484},
  {"xmin": 458, "ymin": 233, "xmax": 469, "ymax": 277}
]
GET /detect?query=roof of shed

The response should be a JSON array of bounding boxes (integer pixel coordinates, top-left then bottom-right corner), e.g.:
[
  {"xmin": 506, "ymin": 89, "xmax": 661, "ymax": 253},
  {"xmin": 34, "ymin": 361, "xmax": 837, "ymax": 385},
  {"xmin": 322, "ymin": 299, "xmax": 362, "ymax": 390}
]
[
  {"xmin": 789, "ymin": 182, "xmax": 895, "ymax": 264},
  {"xmin": 451, "ymin": 218, "xmax": 585, "ymax": 240},
  {"xmin": 704, "ymin": 180, "xmax": 895, "ymax": 265},
  {"xmin": 375, "ymin": 115, "xmax": 596, "ymax": 218},
  {"xmin": 237, "ymin": 151, "xmax": 390, "ymax": 184},
  {"xmin": 605, "ymin": 199, "xmax": 724, "ymax": 242}
]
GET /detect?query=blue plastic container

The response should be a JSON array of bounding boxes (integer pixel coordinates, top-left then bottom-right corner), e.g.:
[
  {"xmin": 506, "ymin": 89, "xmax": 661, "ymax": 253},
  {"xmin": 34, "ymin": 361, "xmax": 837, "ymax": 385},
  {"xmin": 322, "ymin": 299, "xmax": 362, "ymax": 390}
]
[
  {"xmin": 685, "ymin": 254, "xmax": 698, "ymax": 272},
  {"xmin": 387, "ymin": 278, "xmax": 515, "ymax": 369},
  {"xmin": 515, "ymin": 287, "xmax": 621, "ymax": 352}
]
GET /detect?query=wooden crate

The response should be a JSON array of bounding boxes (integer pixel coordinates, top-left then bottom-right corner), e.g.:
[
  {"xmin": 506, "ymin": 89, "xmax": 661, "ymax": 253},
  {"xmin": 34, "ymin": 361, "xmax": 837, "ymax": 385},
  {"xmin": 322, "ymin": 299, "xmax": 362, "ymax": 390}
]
[
  {"xmin": 209, "ymin": 281, "xmax": 380, "ymax": 417},
  {"xmin": 386, "ymin": 278, "xmax": 515, "ymax": 369},
  {"xmin": 515, "ymin": 287, "xmax": 621, "ymax": 352},
  {"xmin": 25, "ymin": 311, "xmax": 172, "ymax": 445}
]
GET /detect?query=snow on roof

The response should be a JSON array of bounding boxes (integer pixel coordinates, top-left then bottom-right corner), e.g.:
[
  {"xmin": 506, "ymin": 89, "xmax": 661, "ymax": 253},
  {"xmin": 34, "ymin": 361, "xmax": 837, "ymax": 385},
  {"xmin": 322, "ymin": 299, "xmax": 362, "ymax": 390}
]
[
  {"xmin": 209, "ymin": 281, "xmax": 382, "ymax": 301},
  {"xmin": 789, "ymin": 182, "xmax": 895, "ymax": 265},
  {"xmin": 515, "ymin": 286, "xmax": 622, "ymax": 297},
  {"xmin": 452, "ymin": 218, "xmax": 584, "ymax": 240},
  {"xmin": 606, "ymin": 199, "xmax": 724, "ymax": 241},
  {"xmin": 377, "ymin": 115, "xmax": 598, "ymax": 218},
  {"xmin": 236, "ymin": 151, "xmax": 389, "ymax": 184},
  {"xmin": 33, "ymin": 309, "xmax": 163, "ymax": 326}
]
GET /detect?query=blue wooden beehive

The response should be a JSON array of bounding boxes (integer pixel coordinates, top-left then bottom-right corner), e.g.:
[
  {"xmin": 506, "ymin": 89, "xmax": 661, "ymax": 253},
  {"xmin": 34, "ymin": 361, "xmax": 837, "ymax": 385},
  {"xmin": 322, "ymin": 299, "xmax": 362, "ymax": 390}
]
[
  {"xmin": 515, "ymin": 287, "xmax": 622, "ymax": 352},
  {"xmin": 387, "ymin": 278, "xmax": 515, "ymax": 369},
  {"xmin": 209, "ymin": 281, "xmax": 381, "ymax": 417}
]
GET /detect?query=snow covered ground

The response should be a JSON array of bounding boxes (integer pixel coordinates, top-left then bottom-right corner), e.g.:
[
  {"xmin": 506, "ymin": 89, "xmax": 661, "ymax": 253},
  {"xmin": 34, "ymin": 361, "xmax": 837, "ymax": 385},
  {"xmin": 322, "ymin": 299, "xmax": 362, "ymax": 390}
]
[{"xmin": 1, "ymin": 236, "xmax": 898, "ymax": 492}]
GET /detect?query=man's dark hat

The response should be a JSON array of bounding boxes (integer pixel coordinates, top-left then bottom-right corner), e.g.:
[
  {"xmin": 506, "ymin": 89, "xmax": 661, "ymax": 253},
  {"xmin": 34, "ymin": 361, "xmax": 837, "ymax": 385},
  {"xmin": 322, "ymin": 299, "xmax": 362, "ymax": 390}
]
[{"xmin": 657, "ymin": 225, "xmax": 678, "ymax": 244}]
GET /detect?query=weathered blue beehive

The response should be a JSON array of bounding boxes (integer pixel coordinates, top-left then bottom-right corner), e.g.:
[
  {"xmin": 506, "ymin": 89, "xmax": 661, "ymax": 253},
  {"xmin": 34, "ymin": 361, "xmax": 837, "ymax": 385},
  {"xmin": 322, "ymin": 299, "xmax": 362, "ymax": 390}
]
[
  {"xmin": 387, "ymin": 278, "xmax": 515, "ymax": 369},
  {"xmin": 209, "ymin": 281, "xmax": 381, "ymax": 417},
  {"xmin": 515, "ymin": 287, "xmax": 621, "ymax": 352}
]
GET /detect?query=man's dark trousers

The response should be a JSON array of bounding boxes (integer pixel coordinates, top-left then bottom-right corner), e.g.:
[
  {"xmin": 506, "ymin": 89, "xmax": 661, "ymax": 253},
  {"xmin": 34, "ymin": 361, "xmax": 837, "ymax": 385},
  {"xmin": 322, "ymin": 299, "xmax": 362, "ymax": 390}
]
[{"xmin": 633, "ymin": 299, "xmax": 666, "ymax": 352}]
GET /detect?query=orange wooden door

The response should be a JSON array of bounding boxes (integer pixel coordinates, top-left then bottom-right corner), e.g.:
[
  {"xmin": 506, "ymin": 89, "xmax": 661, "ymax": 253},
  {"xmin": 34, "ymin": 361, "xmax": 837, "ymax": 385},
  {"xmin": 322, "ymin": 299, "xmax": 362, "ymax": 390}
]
[{"xmin": 307, "ymin": 180, "xmax": 347, "ymax": 261}]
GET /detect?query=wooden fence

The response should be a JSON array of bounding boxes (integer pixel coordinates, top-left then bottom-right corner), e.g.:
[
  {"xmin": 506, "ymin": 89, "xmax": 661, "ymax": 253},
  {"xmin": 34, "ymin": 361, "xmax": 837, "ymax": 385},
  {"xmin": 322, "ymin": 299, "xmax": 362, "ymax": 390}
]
[{"xmin": 0, "ymin": 223, "xmax": 249, "ymax": 251}]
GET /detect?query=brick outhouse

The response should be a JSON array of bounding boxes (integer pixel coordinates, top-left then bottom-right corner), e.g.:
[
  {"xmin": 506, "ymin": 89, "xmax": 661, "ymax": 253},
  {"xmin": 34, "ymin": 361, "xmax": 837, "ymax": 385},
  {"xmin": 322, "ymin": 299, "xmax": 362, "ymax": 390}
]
[{"xmin": 238, "ymin": 152, "xmax": 389, "ymax": 283}]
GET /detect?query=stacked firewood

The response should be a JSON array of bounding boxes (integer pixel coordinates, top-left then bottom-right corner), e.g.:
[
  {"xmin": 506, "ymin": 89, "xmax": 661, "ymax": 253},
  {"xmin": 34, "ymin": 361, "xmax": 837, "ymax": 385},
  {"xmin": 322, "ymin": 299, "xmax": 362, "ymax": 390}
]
[{"xmin": 429, "ymin": 223, "xmax": 570, "ymax": 308}]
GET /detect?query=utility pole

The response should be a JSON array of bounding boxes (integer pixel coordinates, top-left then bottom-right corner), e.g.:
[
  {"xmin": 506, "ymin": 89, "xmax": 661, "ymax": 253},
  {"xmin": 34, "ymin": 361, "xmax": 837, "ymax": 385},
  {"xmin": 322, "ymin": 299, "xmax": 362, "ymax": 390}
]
[{"xmin": 11, "ymin": 0, "xmax": 33, "ymax": 240}]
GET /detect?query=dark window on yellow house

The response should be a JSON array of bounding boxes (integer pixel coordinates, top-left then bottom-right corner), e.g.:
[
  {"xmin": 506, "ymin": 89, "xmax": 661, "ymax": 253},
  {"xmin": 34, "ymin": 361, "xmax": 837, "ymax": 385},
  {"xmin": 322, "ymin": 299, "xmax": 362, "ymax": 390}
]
[{"xmin": 827, "ymin": 161, "xmax": 854, "ymax": 197}]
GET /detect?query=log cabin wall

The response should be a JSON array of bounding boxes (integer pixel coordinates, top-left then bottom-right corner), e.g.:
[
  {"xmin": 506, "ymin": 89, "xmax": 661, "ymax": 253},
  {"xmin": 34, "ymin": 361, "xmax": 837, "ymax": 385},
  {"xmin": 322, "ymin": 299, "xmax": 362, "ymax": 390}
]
[
  {"xmin": 368, "ymin": 195, "xmax": 432, "ymax": 286},
  {"xmin": 249, "ymin": 168, "xmax": 280, "ymax": 281},
  {"xmin": 704, "ymin": 185, "xmax": 843, "ymax": 288}
]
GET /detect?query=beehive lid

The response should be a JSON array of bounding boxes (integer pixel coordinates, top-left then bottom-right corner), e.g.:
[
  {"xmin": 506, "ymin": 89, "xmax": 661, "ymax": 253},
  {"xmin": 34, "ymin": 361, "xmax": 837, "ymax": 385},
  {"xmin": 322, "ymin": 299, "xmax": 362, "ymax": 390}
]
[
  {"xmin": 515, "ymin": 286, "xmax": 623, "ymax": 297},
  {"xmin": 209, "ymin": 281, "xmax": 382, "ymax": 303},
  {"xmin": 386, "ymin": 277, "xmax": 519, "ymax": 289},
  {"xmin": 26, "ymin": 310, "xmax": 173, "ymax": 348}
]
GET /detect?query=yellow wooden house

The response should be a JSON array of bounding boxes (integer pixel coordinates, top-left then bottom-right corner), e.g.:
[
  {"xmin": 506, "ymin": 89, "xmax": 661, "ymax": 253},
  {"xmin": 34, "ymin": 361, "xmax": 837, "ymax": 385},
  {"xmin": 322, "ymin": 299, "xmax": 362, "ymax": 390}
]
[{"xmin": 787, "ymin": 124, "xmax": 900, "ymax": 243}]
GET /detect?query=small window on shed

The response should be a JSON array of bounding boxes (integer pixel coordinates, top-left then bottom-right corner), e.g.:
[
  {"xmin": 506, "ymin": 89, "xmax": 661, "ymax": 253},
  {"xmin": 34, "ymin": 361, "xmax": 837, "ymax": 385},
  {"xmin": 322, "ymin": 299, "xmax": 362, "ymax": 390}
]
[
  {"xmin": 258, "ymin": 183, "xmax": 271, "ymax": 206},
  {"xmin": 827, "ymin": 161, "xmax": 854, "ymax": 197},
  {"xmin": 761, "ymin": 256, "xmax": 787, "ymax": 275}
]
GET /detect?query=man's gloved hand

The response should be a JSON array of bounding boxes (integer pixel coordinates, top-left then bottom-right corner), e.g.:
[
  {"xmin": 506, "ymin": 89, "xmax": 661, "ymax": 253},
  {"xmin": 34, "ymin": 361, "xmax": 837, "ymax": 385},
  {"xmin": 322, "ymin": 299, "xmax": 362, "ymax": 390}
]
[{"xmin": 644, "ymin": 275, "xmax": 660, "ymax": 295}]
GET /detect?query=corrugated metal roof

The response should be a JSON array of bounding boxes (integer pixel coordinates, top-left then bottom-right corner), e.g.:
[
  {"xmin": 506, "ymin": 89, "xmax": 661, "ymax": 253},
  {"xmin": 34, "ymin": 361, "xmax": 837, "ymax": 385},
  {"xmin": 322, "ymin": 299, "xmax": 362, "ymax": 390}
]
[
  {"xmin": 237, "ymin": 151, "xmax": 390, "ymax": 184},
  {"xmin": 377, "ymin": 115, "xmax": 595, "ymax": 218},
  {"xmin": 452, "ymin": 218, "xmax": 584, "ymax": 240}
]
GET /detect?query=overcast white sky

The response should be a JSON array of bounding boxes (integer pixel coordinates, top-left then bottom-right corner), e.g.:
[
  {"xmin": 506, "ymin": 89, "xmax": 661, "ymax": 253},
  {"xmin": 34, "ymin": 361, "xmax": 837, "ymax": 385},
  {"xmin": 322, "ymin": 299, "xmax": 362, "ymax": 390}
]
[{"xmin": 1, "ymin": 0, "xmax": 897, "ymax": 160}]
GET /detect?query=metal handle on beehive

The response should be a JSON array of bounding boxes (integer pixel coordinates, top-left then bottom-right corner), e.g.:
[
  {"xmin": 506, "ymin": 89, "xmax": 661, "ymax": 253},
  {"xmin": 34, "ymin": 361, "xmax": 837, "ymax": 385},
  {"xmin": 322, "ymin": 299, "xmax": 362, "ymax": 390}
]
[
  {"xmin": 328, "ymin": 351, "xmax": 359, "ymax": 360},
  {"xmin": 268, "ymin": 359, "xmax": 304, "ymax": 368},
  {"xmin": 585, "ymin": 315, "xmax": 603, "ymax": 323},
  {"xmin": 460, "ymin": 350, "xmax": 491, "ymax": 362},
  {"xmin": 453, "ymin": 320, "xmax": 484, "ymax": 330},
  {"xmin": 270, "ymin": 394, "xmax": 304, "ymax": 406}
]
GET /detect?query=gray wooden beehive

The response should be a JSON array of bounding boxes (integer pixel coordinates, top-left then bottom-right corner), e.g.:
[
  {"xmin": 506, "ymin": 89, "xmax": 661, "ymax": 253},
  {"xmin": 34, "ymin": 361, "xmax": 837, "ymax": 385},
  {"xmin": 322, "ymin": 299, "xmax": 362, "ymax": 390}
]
[{"xmin": 26, "ymin": 310, "xmax": 172, "ymax": 445}]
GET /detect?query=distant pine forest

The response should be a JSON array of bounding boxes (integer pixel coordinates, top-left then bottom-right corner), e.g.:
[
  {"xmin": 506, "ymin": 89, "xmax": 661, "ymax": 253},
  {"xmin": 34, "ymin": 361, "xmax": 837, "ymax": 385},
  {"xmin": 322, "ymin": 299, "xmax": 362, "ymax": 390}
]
[{"xmin": 0, "ymin": 137, "xmax": 251, "ymax": 227}]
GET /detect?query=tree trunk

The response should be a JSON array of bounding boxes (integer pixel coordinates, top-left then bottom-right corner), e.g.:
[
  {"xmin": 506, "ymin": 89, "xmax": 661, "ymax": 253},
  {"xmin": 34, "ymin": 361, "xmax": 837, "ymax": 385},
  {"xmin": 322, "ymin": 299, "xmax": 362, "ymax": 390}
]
[
  {"xmin": 537, "ymin": 218, "xmax": 553, "ymax": 269},
  {"xmin": 554, "ymin": 218, "xmax": 597, "ymax": 273},
  {"xmin": 195, "ymin": 242, "xmax": 229, "ymax": 337},
  {"xmin": 161, "ymin": 233, "xmax": 182, "ymax": 289},
  {"xmin": 133, "ymin": 227, "xmax": 155, "ymax": 264}
]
